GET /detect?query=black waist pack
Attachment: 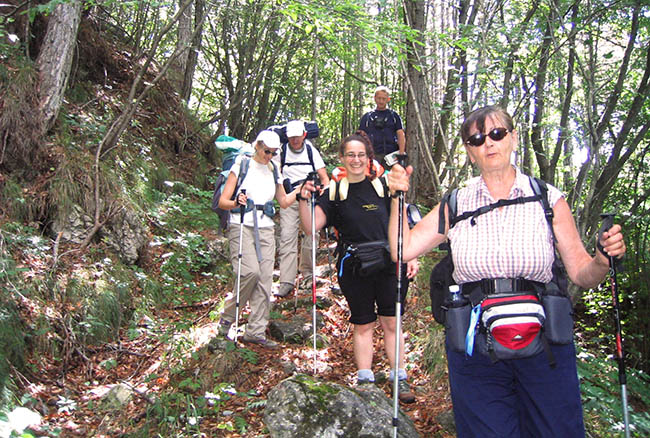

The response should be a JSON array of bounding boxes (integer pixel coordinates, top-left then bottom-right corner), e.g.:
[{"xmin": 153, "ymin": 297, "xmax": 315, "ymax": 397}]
[{"xmin": 347, "ymin": 240, "xmax": 391, "ymax": 276}]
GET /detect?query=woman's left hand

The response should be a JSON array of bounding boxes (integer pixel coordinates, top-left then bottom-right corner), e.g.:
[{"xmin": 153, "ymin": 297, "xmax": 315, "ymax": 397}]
[
  {"xmin": 406, "ymin": 259, "xmax": 419, "ymax": 279},
  {"xmin": 598, "ymin": 224, "xmax": 626, "ymax": 259}
]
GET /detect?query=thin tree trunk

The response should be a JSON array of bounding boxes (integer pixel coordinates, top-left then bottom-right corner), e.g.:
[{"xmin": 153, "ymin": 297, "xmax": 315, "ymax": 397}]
[{"xmin": 36, "ymin": 0, "xmax": 82, "ymax": 133}]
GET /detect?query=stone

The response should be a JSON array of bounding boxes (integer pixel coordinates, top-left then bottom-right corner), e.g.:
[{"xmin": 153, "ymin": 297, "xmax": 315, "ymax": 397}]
[{"xmin": 264, "ymin": 374, "xmax": 419, "ymax": 438}]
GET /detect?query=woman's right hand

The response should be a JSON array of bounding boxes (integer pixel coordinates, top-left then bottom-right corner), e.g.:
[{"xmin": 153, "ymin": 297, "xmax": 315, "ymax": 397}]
[
  {"xmin": 236, "ymin": 191, "xmax": 248, "ymax": 207},
  {"xmin": 300, "ymin": 180, "xmax": 317, "ymax": 200},
  {"xmin": 387, "ymin": 164, "xmax": 413, "ymax": 194}
]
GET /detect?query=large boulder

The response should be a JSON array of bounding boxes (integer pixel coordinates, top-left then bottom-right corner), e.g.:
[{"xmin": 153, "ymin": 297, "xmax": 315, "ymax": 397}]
[
  {"xmin": 101, "ymin": 207, "xmax": 149, "ymax": 265},
  {"xmin": 264, "ymin": 374, "xmax": 419, "ymax": 438}
]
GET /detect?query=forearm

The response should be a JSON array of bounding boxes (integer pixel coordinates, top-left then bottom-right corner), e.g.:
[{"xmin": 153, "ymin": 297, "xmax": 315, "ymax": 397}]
[
  {"xmin": 298, "ymin": 199, "xmax": 313, "ymax": 233},
  {"xmin": 218, "ymin": 196, "xmax": 239, "ymax": 211},
  {"xmin": 388, "ymin": 197, "xmax": 411, "ymax": 261},
  {"xmin": 569, "ymin": 251, "xmax": 611, "ymax": 290},
  {"xmin": 397, "ymin": 130, "xmax": 406, "ymax": 154}
]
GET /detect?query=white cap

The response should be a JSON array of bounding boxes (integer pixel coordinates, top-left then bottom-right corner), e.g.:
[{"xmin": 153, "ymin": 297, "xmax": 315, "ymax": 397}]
[
  {"xmin": 286, "ymin": 120, "xmax": 305, "ymax": 138},
  {"xmin": 255, "ymin": 130, "xmax": 280, "ymax": 149}
]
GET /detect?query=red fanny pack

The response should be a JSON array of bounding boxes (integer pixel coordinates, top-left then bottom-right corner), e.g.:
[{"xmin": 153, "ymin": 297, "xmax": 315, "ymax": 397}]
[{"xmin": 481, "ymin": 294, "xmax": 546, "ymax": 355}]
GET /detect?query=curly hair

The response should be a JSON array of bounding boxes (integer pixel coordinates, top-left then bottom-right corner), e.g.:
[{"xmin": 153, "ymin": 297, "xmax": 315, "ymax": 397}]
[{"xmin": 338, "ymin": 130, "xmax": 377, "ymax": 179}]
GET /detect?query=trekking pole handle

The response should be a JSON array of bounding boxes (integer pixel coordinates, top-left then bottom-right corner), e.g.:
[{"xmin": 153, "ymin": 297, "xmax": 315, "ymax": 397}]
[
  {"xmin": 598, "ymin": 213, "xmax": 615, "ymax": 260},
  {"xmin": 396, "ymin": 154, "xmax": 407, "ymax": 170},
  {"xmin": 239, "ymin": 189, "xmax": 247, "ymax": 221}
]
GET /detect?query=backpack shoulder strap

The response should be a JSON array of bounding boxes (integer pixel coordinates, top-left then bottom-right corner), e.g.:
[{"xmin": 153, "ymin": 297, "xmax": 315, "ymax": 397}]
[
  {"xmin": 235, "ymin": 156, "xmax": 251, "ymax": 193},
  {"xmin": 370, "ymin": 177, "xmax": 385, "ymax": 198},
  {"xmin": 269, "ymin": 160, "xmax": 279, "ymax": 182},
  {"xmin": 438, "ymin": 188, "xmax": 458, "ymax": 234},
  {"xmin": 329, "ymin": 179, "xmax": 341, "ymax": 202},
  {"xmin": 280, "ymin": 143, "xmax": 287, "ymax": 169},
  {"xmin": 529, "ymin": 176, "xmax": 557, "ymax": 243},
  {"xmin": 306, "ymin": 143, "xmax": 315, "ymax": 172}
]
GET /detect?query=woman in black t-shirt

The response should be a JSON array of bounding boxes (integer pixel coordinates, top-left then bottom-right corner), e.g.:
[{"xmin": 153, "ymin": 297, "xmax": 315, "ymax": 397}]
[{"xmin": 298, "ymin": 131, "xmax": 418, "ymax": 403}]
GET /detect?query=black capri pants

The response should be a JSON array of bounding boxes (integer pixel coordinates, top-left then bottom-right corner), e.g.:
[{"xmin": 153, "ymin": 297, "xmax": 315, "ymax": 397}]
[{"xmin": 337, "ymin": 258, "xmax": 409, "ymax": 325}]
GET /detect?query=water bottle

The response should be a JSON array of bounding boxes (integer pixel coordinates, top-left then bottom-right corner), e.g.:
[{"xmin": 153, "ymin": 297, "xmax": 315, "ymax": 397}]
[
  {"xmin": 446, "ymin": 284, "xmax": 470, "ymax": 352},
  {"xmin": 449, "ymin": 284, "xmax": 462, "ymax": 305}
]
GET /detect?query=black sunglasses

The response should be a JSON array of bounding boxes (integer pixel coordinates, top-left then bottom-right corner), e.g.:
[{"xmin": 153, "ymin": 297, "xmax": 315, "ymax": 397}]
[
  {"xmin": 263, "ymin": 148, "xmax": 278, "ymax": 156},
  {"xmin": 466, "ymin": 127, "xmax": 511, "ymax": 147}
]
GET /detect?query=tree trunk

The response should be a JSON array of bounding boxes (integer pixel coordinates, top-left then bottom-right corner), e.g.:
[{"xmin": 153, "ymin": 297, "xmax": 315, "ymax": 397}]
[
  {"xmin": 403, "ymin": 0, "xmax": 434, "ymax": 200},
  {"xmin": 530, "ymin": 12, "xmax": 553, "ymax": 183},
  {"xmin": 181, "ymin": 0, "xmax": 205, "ymax": 102},
  {"xmin": 36, "ymin": 0, "xmax": 82, "ymax": 133}
]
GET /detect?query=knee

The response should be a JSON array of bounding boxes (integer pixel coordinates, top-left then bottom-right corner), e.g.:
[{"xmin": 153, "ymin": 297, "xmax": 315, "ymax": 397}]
[{"xmin": 241, "ymin": 267, "xmax": 261, "ymax": 283}]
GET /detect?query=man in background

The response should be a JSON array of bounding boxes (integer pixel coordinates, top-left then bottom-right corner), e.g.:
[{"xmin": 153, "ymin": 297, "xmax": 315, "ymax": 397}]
[{"xmin": 359, "ymin": 86, "xmax": 406, "ymax": 165}]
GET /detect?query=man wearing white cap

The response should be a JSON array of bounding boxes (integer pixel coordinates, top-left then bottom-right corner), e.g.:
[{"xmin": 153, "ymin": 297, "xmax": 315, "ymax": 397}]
[{"xmin": 273, "ymin": 120, "xmax": 329, "ymax": 297}]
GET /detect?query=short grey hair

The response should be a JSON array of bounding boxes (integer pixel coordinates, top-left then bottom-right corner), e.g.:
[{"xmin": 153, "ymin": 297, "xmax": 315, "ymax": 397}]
[{"xmin": 374, "ymin": 86, "xmax": 390, "ymax": 95}]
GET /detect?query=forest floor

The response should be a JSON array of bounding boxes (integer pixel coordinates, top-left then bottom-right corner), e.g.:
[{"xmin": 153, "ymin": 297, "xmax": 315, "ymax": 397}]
[{"xmin": 25, "ymin": 234, "xmax": 453, "ymax": 437}]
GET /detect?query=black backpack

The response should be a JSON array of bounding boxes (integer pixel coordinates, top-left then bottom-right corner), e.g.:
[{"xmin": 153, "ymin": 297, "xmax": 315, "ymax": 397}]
[{"xmin": 429, "ymin": 176, "xmax": 568, "ymax": 324}]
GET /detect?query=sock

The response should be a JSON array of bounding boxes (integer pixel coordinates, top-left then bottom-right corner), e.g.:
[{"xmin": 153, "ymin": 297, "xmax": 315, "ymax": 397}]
[
  {"xmin": 390, "ymin": 368, "xmax": 408, "ymax": 381},
  {"xmin": 357, "ymin": 369, "xmax": 375, "ymax": 382}
]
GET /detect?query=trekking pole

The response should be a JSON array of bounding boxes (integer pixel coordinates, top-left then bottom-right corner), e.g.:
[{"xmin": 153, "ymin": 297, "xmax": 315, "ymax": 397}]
[
  {"xmin": 233, "ymin": 189, "xmax": 246, "ymax": 344},
  {"xmin": 600, "ymin": 213, "xmax": 631, "ymax": 438},
  {"xmin": 325, "ymin": 227, "xmax": 341, "ymax": 295},
  {"xmin": 392, "ymin": 154, "xmax": 407, "ymax": 438},
  {"xmin": 310, "ymin": 181, "xmax": 318, "ymax": 375}
]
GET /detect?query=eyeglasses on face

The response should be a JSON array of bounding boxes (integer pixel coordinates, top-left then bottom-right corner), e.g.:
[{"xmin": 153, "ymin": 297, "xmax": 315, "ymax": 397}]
[
  {"xmin": 344, "ymin": 152, "xmax": 367, "ymax": 159},
  {"xmin": 262, "ymin": 148, "xmax": 278, "ymax": 156},
  {"xmin": 466, "ymin": 127, "xmax": 511, "ymax": 147}
]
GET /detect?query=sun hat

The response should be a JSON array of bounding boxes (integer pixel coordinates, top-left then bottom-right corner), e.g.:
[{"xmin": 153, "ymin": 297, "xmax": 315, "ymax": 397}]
[
  {"xmin": 255, "ymin": 130, "xmax": 281, "ymax": 149},
  {"xmin": 285, "ymin": 120, "xmax": 305, "ymax": 138}
]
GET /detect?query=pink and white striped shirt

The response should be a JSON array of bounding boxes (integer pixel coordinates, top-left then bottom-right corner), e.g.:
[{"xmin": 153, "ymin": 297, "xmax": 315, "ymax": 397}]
[{"xmin": 447, "ymin": 167, "xmax": 563, "ymax": 284}]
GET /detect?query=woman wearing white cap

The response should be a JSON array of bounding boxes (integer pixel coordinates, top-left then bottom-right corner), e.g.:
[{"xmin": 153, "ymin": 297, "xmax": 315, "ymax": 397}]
[{"xmin": 217, "ymin": 130, "xmax": 299, "ymax": 348}]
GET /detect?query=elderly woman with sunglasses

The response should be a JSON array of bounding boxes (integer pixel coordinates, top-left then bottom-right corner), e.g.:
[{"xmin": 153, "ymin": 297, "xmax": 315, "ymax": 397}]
[
  {"xmin": 387, "ymin": 105, "xmax": 626, "ymax": 437},
  {"xmin": 299, "ymin": 131, "xmax": 419, "ymax": 403},
  {"xmin": 217, "ymin": 130, "xmax": 299, "ymax": 349}
]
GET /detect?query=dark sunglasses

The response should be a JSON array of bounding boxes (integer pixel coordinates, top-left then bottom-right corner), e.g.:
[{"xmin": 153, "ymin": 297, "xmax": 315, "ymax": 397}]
[
  {"xmin": 263, "ymin": 148, "xmax": 278, "ymax": 156},
  {"xmin": 466, "ymin": 127, "xmax": 511, "ymax": 147}
]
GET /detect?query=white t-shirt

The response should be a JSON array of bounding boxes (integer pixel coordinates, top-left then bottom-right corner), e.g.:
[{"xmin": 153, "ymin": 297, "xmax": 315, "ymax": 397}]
[
  {"xmin": 272, "ymin": 140, "xmax": 326, "ymax": 186},
  {"xmin": 228, "ymin": 155, "xmax": 279, "ymax": 228}
]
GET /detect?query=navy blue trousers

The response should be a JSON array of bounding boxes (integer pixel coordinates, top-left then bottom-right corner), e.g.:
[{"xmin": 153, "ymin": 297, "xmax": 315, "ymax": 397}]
[{"xmin": 446, "ymin": 342, "xmax": 585, "ymax": 438}]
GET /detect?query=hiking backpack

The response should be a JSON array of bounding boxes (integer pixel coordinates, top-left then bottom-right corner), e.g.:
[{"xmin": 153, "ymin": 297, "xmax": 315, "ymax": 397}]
[
  {"xmin": 268, "ymin": 120, "xmax": 320, "ymax": 145},
  {"xmin": 211, "ymin": 149, "xmax": 279, "ymax": 232}
]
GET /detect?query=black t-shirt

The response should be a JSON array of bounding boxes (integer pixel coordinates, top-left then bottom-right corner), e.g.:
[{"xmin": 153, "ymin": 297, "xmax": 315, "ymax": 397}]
[{"xmin": 316, "ymin": 177, "xmax": 390, "ymax": 245}]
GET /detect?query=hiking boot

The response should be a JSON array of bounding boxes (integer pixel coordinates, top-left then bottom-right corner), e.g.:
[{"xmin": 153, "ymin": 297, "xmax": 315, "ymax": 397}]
[
  {"xmin": 356, "ymin": 378, "xmax": 375, "ymax": 386},
  {"xmin": 299, "ymin": 275, "xmax": 313, "ymax": 290},
  {"xmin": 241, "ymin": 334, "xmax": 279, "ymax": 349},
  {"xmin": 218, "ymin": 319, "xmax": 232, "ymax": 337},
  {"xmin": 397, "ymin": 379, "xmax": 416, "ymax": 404},
  {"xmin": 274, "ymin": 282, "xmax": 294, "ymax": 297}
]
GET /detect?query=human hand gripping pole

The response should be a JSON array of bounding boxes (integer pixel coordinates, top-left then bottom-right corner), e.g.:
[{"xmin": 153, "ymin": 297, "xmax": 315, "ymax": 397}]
[
  {"xmin": 234, "ymin": 189, "xmax": 246, "ymax": 344},
  {"xmin": 392, "ymin": 154, "xmax": 407, "ymax": 438},
  {"xmin": 600, "ymin": 213, "xmax": 631, "ymax": 438}
]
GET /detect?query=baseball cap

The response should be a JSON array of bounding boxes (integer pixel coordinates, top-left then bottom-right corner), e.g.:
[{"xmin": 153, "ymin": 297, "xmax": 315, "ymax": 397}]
[
  {"xmin": 285, "ymin": 120, "xmax": 305, "ymax": 138},
  {"xmin": 255, "ymin": 130, "xmax": 280, "ymax": 149}
]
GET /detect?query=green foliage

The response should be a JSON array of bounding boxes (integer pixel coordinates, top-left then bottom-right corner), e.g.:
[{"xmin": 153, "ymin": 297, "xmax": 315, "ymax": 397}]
[
  {"xmin": 0, "ymin": 301, "xmax": 26, "ymax": 410},
  {"xmin": 238, "ymin": 348, "xmax": 258, "ymax": 365},
  {"xmin": 578, "ymin": 347, "xmax": 650, "ymax": 437}
]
